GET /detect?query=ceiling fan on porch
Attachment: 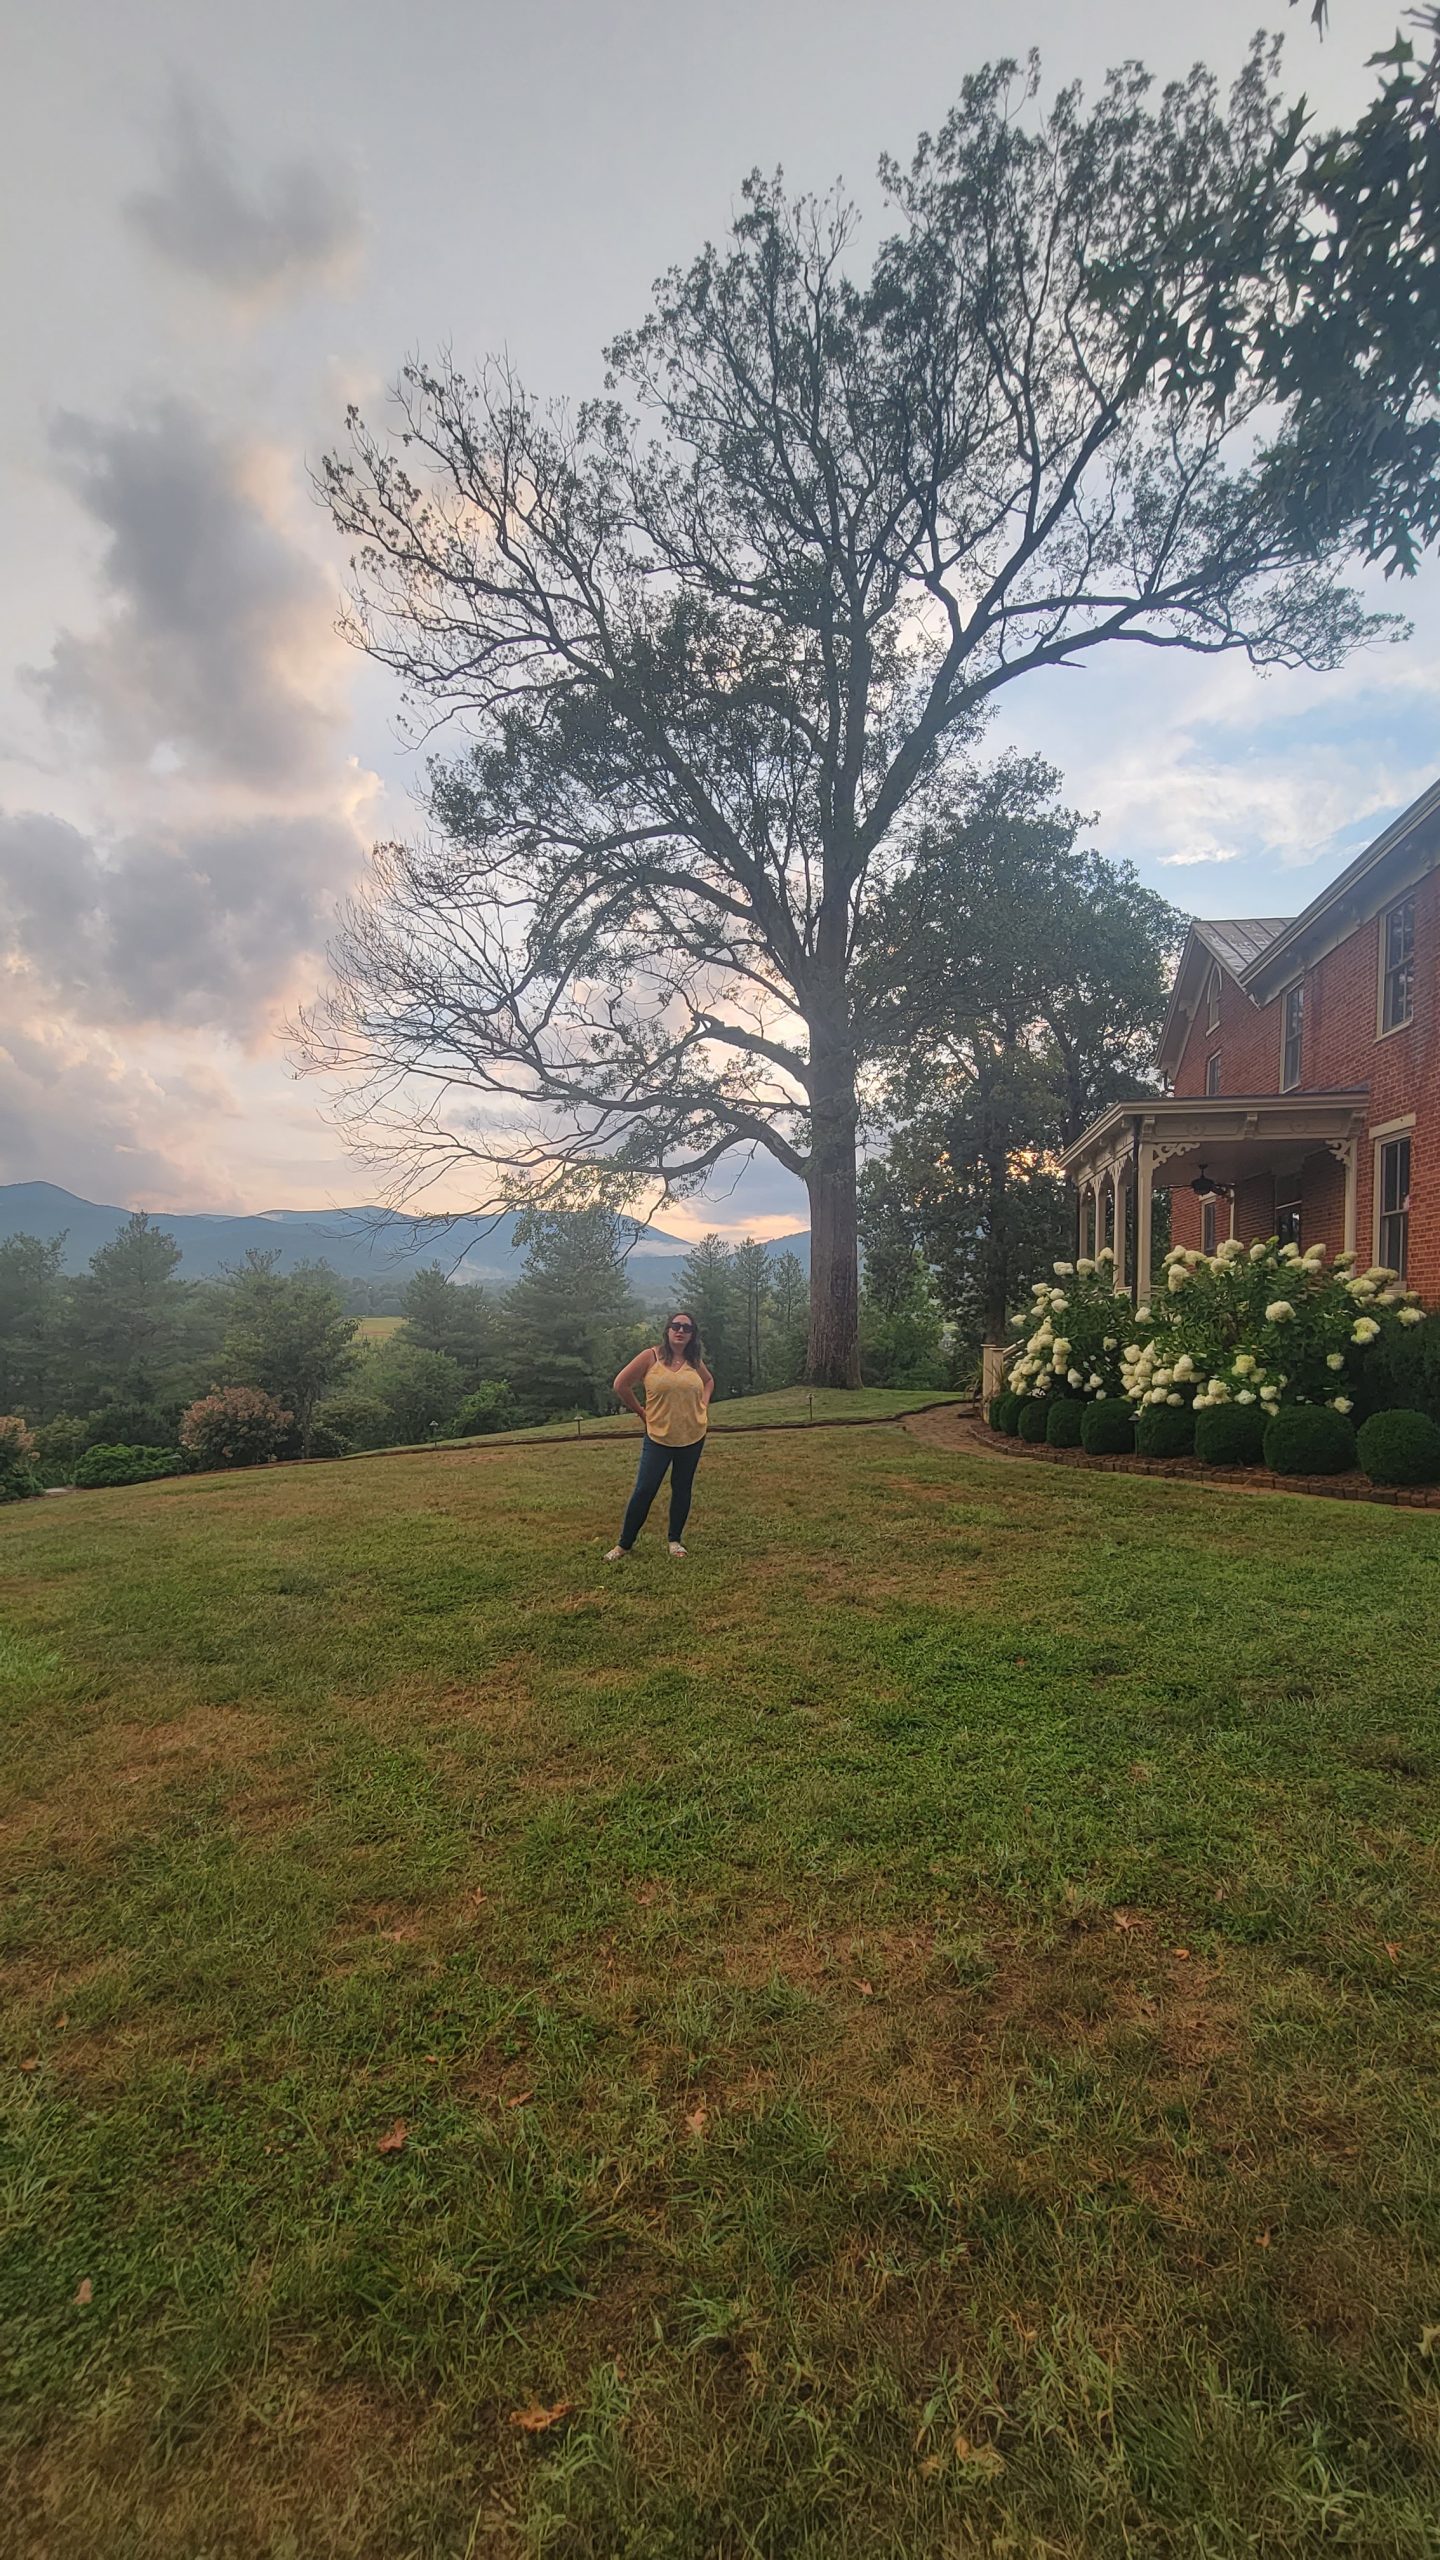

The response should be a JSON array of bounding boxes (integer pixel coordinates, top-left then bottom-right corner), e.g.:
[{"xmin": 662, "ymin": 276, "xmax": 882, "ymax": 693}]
[{"xmin": 1189, "ymin": 1166, "xmax": 1233, "ymax": 1199}]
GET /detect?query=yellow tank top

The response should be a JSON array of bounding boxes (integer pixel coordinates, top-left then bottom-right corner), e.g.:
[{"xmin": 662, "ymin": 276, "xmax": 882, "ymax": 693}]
[{"xmin": 642, "ymin": 1354, "xmax": 708, "ymax": 1447}]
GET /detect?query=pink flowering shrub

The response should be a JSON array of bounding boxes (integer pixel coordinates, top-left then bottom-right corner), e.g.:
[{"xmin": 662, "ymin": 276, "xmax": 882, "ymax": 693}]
[{"xmin": 179, "ymin": 1385, "xmax": 292, "ymax": 1470}]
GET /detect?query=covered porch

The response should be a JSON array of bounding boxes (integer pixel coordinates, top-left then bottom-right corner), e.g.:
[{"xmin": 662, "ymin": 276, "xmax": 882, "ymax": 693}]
[{"xmin": 1060, "ymin": 1093, "xmax": 1369, "ymax": 1303}]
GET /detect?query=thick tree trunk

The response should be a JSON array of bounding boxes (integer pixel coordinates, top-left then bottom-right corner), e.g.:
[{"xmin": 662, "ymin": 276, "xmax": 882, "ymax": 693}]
[{"xmin": 804, "ymin": 1039, "xmax": 862, "ymax": 1387}]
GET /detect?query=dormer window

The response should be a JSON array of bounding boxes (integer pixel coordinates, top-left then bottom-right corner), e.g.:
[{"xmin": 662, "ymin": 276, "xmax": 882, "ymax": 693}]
[
  {"xmin": 1205, "ymin": 1050, "xmax": 1222, "ymax": 1096},
  {"xmin": 1206, "ymin": 963, "xmax": 1222, "ymax": 1031}
]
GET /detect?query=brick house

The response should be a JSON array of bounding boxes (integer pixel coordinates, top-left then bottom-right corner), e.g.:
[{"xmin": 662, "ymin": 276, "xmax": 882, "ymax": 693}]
[{"xmin": 1061, "ymin": 778, "xmax": 1438, "ymax": 1305}]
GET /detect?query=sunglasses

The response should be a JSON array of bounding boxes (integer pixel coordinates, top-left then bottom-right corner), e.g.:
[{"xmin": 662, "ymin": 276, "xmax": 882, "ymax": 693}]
[{"xmin": 669, "ymin": 1322, "xmax": 695, "ymax": 1334}]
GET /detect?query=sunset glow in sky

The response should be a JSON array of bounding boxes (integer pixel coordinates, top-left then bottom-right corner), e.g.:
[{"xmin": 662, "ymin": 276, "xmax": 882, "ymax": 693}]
[{"xmin": 2, "ymin": 0, "xmax": 1433, "ymax": 1242}]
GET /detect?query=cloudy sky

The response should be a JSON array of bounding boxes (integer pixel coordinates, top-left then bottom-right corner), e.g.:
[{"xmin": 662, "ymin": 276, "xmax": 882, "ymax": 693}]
[{"xmin": 1, "ymin": 0, "xmax": 1431, "ymax": 1241}]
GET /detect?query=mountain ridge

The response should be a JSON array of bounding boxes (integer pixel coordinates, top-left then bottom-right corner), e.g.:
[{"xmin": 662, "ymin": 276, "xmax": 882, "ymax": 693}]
[{"xmin": 0, "ymin": 1181, "xmax": 810, "ymax": 1294}]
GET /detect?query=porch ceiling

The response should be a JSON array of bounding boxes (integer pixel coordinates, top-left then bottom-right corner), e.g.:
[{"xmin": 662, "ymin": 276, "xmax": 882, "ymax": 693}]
[{"xmin": 1062, "ymin": 1093, "xmax": 1368, "ymax": 1190}]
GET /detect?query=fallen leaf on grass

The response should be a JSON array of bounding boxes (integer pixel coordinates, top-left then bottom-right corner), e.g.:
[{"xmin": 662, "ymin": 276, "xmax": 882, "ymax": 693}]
[
  {"xmin": 468, "ymin": 1889, "xmax": 487, "ymax": 1909},
  {"xmin": 509, "ymin": 2400, "xmax": 573, "ymax": 2433},
  {"xmin": 684, "ymin": 2103, "xmax": 709, "ymax": 2137},
  {"xmin": 73, "ymin": 2278, "xmax": 92, "ymax": 2306},
  {"xmin": 1172, "ymin": 1947, "xmax": 1191, "ymax": 1961},
  {"xmin": 506, "ymin": 2090, "xmax": 534, "ymax": 2110},
  {"xmin": 19, "ymin": 2057, "xmax": 39, "ymax": 2073},
  {"xmin": 376, "ymin": 2120, "xmax": 409, "ymax": 2155},
  {"xmin": 1384, "ymin": 1942, "xmax": 1402, "ymax": 1963},
  {"xmin": 1253, "ymin": 2230, "xmax": 1272, "ymax": 2249},
  {"xmin": 55, "ymin": 2012, "xmax": 68, "ymax": 2031},
  {"xmin": 953, "ymin": 2434, "xmax": 1006, "ymax": 2475},
  {"xmin": 1113, "ymin": 1910, "xmax": 1143, "ymax": 1934},
  {"xmin": 853, "ymin": 1979, "xmax": 874, "ymax": 1998}
]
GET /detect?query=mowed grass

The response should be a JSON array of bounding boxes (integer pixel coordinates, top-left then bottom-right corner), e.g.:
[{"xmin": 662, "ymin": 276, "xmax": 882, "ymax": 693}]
[
  {"xmin": 478, "ymin": 1386, "xmax": 964, "ymax": 1443},
  {"xmin": 2, "ymin": 1422, "xmax": 1439, "ymax": 2559},
  {"xmin": 355, "ymin": 1316, "xmax": 406, "ymax": 1344}
]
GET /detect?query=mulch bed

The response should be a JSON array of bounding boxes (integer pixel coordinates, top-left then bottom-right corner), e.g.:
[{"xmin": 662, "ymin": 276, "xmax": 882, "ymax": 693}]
[{"xmin": 968, "ymin": 1420, "xmax": 1440, "ymax": 1511}]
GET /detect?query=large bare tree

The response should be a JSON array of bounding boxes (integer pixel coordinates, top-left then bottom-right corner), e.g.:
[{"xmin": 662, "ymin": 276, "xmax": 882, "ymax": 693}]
[{"xmin": 306, "ymin": 45, "xmax": 1386, "ymax": 1384}]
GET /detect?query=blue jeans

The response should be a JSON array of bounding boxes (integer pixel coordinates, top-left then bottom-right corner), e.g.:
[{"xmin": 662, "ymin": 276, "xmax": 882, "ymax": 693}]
[{"xmin": 618, "ymin": 1435, "xmax": 704, "ymax": 1548}]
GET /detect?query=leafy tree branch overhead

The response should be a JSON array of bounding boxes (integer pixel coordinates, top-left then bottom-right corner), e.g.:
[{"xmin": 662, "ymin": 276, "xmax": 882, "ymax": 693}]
[{"xmin": 304, "ymin": 41, "xmax": 1400, "ymax": 1386}]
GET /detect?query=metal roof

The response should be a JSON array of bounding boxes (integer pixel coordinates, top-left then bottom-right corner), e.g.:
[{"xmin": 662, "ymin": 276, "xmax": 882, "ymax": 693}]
[{"xmin": 1191, "ymin": 918, "xmax": 1292, "ymax": 975}]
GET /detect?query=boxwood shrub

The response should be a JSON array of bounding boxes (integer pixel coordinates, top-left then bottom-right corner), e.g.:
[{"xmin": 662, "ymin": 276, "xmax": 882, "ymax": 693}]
[
  {"xmin": 1355, "ymin": 1407, "xmax": 1440, "ymax": 1486},
  {"xmin": 1262, "ymin": 1405, "xmax": 1357, "ymax": 1476},
  {"xmin": 1045, "ymin": 1399, "xmax": 1085, "ymax": 1448},
  {"xmin": 1080, "ymin": 1398, "xmax": 1134, "ymax": 1456},
  {"xmin": 1018, "ymin": 1398, "xmax": 1050, "ymax": 1442},
  {"xmin": 1135, "ymin": 1402, "xmax": 1196, "ymax": 1459},
  {"xmin": 1193, "ymin": 1403, "xmax": 1266, "ymax": 1467},
  {"xmin": 993, "ymin": 1391, "xmax": 1022, "ymax": 1435},
  {"xmin": 986, "ymin": 1393, "xmax": 1009, "ymax": 1431}
]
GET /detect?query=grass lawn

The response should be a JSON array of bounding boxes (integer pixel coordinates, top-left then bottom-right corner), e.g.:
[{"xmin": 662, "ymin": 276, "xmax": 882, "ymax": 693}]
[
  {"xmin": 355, "ymin": 1317, "xmax": 406, "ymax": 1345},
  {"xmin": 2, "ymin": 1420, "xmax": 1439, "ymax": 2557},
  {"xmin": 477, "ymin": 1385, "xmax": 965, "ymax": 1443}
]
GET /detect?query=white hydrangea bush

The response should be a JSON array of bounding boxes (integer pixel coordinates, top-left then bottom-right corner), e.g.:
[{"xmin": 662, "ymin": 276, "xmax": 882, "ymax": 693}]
[
  {"xmin": 1006, "ymin": 1251, "xmax": 1135, "ymax": 1405},
  {"xmin": 1119, "ymin": 1237, "xmax": 1422, "ymax": 1419}
]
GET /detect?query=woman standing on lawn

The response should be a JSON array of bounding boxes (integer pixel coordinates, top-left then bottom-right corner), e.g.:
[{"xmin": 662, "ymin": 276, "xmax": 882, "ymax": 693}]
[{"xmin": 606, "ymin": 1313, "xmax": 714, "ymax": 1559}]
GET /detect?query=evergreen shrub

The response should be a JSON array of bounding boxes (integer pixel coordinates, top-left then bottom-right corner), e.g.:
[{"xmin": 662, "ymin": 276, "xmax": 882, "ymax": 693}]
[
  {"xmin": 1135, "ymin": 1402, "xmax": 1196, "ymax": 1459},
  {"xmin": 1193, "ymin": 1403, "xmax": 1266, "ymax": 1466},
  {"xmin": 1356, "ymin": 1408, "xmax": 1440, "ymax": 1486},
  {"xmin": 1262, "ymin": 1405, "xmax": 1357, "ymax": 1476},
  {"xmin": 73, "ymin": 1444, "xmax": 178, "ymax": 1489},
  {"xmin": 1080, "ymin": 1399, "xmax": 1134, "ymax": 1455}
]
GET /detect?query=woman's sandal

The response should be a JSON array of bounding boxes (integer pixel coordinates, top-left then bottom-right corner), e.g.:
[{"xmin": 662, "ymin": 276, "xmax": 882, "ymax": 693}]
[{"xmin": 668, "ymin": 1541, "xmax": 687, "ymax": 1558}]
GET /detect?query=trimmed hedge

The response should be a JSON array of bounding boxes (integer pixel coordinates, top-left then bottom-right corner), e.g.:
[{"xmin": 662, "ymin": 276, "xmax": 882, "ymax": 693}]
[
  {"xmin": 1045, "ymin": 1399, "xmax": 1085, "ymax": 1447},
  {"xmin": 1262, "ymin": 1405, "xmax": 1357, "ymax": 1477},
  {"xmin": 993, "ymin": 1392, "xmax": 1022, "ymax": 1435},
  {"xmin": 1080, "ymin": 1398, "xmax": 1134, "ymax": 1456},
  {"xmin": 986, "ymin": 1393, "xmax": 1009, "ymax": 1432},
  {"xmin": 1356, "ymin": 1407, "xmax": 1440, "ymax": 1486},
  {"xmin": 73, "ymin": 1443, "xmax": 178, "ymax": 1489},
  {"xmin": 1135, "ymin": 1401, "xmax": 1196, "ymax": 1459},
  {"xmin": 1018, "ymin": 1398, "xmax": 1050, "ymax": 1443},
  {"xmin": 1193, "ymin": 1403, "xmax": 1267, "ymax": 1467}
]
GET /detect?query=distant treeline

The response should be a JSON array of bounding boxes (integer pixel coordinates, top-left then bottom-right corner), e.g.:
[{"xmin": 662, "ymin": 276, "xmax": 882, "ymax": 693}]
[{"xmin": 0, "ymin": 1205, "xmax": 950, "ymax": 1483}]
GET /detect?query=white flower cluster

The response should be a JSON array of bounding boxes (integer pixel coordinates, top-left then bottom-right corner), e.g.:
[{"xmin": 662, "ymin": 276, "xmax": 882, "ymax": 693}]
[
  {"xmin": 1005, "ymin": 1266, "xmax": 1127, "ymax": 1400},
  {"xmin": 1121, "ymin": 1235, "xmax": 1428, "ymax": 1421}
]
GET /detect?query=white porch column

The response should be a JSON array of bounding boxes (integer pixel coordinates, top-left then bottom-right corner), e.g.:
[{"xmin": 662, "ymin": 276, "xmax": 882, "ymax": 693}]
[
  {"xmin": 1134, "ymin": 1141, "xmax": 1154, "ymax": 1307},
  {"xmin": 1341, "ymin": 1139, "xmax": 1359, "ymax": 1256}
]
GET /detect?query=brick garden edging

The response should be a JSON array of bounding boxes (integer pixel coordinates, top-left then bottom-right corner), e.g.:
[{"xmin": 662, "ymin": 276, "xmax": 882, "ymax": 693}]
[{"xmin": 963, "ymin": 1418, "xmax": 1440, "ymax": 1511}]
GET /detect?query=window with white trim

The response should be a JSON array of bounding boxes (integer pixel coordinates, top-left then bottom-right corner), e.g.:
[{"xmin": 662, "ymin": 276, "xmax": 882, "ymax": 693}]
[
  {"xmin": 1206, "ymin": 963, "xmax": 1222, "ymax": 1031},
  {"xmin": 1281, "ymin": 982, "xmax": 1304, "ymax": 1090},
  {"xmin": 1381, "ymin": 898, "xmax": 1415, "ymax": 1034},
  {"xmin": 1201, "ymin": 1197, "xmax": 1217, "ymax": 1255},
  {"xmin": 1205, "ymin": 1049, "xmax": 1222, "ymax": 1096},
  {"xmin": 1274, "ymin": 1183, "xmax": 1301, "ymax": 1248},
  {"xmin": 1378, "ymin": 1134, "xmax": 1411, "ymax": 1278}
]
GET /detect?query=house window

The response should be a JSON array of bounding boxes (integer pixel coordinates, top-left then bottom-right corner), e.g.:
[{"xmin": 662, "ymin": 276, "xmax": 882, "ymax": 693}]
[
  {"xmin": 1281, "ymin": 982, "xmax": 1304, "ymax": 1090},
  {"xmin": 1201, "ymin": 1196, "xmax": 1217, "ymax": 1255},
  {"xmin": 1378, "ymin": 1134, "xmax": 1411, "ymax": 1278},
  {"xmin": 1205, "ymin": 1050, "xmax": 1222, "ymax": 1096},
  {"xmin": 1381, "ymin": 897, "xmax": 1415, "ymax": 1034},
  {"xmin": 1206, "ymin": 964, "xmax": 1222, "ymax": 1031},
  {"xmin": 1274, "ymin": 1184, "xmax": 1301, "ymax": 1248}
]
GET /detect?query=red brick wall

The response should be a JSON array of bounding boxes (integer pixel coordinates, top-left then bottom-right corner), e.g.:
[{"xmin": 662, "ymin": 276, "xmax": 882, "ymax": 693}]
[{"xmin": 1166, "ymin": 867, "xmax": 1440, "ymax": 1295}]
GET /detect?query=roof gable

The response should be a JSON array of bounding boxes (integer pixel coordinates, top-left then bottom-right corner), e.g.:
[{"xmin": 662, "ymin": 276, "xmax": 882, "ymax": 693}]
[{"xmin": 1156, "ymin": 918, "xmax": 1293, "ymax": 1078}]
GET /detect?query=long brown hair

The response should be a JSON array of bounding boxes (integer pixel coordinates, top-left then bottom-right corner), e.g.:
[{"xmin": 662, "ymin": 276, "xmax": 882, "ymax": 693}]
[{"xmin": 659, "ymin": 1309, "xmax": 704, "ymax": 1369}]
